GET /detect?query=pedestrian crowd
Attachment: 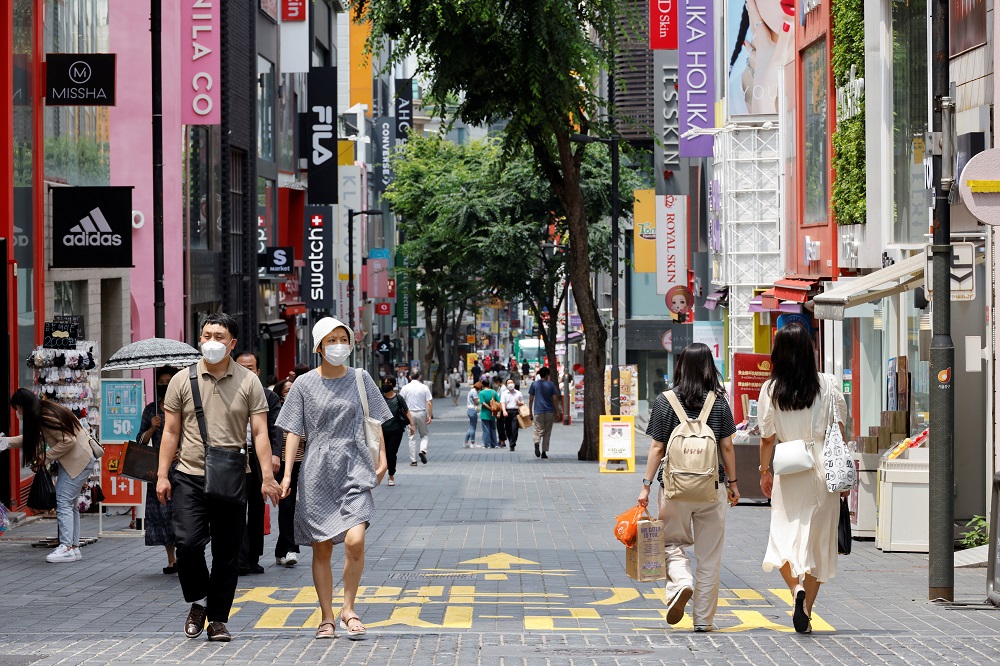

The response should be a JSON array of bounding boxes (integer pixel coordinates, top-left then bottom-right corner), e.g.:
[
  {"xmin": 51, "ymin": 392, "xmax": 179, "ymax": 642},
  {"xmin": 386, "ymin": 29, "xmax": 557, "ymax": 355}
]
[{"xmin": 0, "ymin": 317, "xmax": 850, "ymax": 640}]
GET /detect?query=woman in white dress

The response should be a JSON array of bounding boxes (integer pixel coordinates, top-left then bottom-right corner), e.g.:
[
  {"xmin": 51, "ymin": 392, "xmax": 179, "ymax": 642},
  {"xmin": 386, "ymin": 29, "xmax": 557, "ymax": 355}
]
[{"xmin": 757, "ymin": 323, "xmax": 847, "ymax": 634}]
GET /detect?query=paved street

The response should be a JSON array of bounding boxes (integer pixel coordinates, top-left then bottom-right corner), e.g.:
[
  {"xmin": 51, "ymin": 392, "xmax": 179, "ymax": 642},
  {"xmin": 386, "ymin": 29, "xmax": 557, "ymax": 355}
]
[{"xmin": 1, "ymin": 397, "xmax": 999, "ymax": 665}]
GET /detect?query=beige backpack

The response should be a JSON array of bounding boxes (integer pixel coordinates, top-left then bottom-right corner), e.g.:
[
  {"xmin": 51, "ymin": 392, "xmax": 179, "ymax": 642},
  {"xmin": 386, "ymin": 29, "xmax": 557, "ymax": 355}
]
[{"xmin": 661, "ymin": 390, "xmax": 719, "ymax": 503}]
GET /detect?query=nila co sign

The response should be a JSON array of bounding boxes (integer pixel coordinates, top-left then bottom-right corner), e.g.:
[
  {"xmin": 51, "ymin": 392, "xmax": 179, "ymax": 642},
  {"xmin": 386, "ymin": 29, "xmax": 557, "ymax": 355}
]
[{"xmin": 46, "ymin": 54, "xmax": 116, "ymax": 106}]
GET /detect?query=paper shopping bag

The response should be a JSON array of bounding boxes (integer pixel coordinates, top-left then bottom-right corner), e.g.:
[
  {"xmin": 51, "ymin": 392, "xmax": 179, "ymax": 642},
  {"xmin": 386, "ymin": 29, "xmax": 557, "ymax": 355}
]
[{"xmin": 625, "ymin": 517, "xmax": 666, "ymax": 582}]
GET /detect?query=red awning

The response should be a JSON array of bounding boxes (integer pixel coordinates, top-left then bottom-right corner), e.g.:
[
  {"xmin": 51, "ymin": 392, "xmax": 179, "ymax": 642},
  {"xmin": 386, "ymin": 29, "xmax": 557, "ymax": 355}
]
[
  {"xmin": 773, "ymin": 278, "xmax": 818, "ymax": 303},
  {"xmin": 281, "ymin": 301, "xmax": 307, "ymax": 316}
]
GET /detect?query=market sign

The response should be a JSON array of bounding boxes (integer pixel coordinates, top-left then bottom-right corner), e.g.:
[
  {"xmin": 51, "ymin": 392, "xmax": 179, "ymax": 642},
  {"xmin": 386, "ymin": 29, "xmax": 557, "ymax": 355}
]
[
  {"xmin": 52, "ymin": 186, "xmax": 133, "ymax": 269},
  {"xmin": 303, "ymin": 205, "xmax": 335, "ymax": 309},
  {"xmin": 282, "ymin": 0, "xmax": 306, "ymax": 20},
  {"xmin": 258, "ymin": 246, "xmax": 294, "ymax": 275},
  {"xmin": 181, "ymin": 1, "xmax": 220, "ymax": 124},
  {"xmin": 924, "ymin": 242, "xmax": 976, "ymax": 301},
  {"xmin": 732, "ymin": 353, "xmax": 771, "ymax": 425},
  {"xmin": 45, "ymin": 53, "xmax": 116, "ymax": 106}
]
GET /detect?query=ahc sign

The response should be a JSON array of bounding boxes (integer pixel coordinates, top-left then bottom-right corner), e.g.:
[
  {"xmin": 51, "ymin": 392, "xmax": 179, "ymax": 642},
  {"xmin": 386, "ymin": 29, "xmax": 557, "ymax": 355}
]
[{"xmin": 45, "ymin": 53, "xmax": 116, "ymax": 106}]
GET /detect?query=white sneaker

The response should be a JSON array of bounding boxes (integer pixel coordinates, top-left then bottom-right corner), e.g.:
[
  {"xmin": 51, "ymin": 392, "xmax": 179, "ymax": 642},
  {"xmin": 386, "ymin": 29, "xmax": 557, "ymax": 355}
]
[
  {"xmin": 284, "ymin": 552, "xmax": 298, "ymax": 567},
  {"xmin": 73, "ymin": 547, "xmax": 82, "ymax": 561},
  {"xmin": 46, "ymin": 544, "xmax": 76, "ymax": 563}
]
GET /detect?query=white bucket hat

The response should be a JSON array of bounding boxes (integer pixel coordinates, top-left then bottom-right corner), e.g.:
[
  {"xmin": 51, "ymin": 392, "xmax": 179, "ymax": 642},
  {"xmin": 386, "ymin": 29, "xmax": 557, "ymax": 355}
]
[{"xmin": 311, "ymin": 317, "xmax": 355, "ymax": 353}]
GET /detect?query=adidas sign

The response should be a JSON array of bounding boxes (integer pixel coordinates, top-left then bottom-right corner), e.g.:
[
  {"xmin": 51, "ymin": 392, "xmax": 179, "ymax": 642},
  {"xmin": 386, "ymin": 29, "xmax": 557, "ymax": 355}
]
[{"xmin": 62, "ymin": 207, "xmax": 122, "ymax": 247}]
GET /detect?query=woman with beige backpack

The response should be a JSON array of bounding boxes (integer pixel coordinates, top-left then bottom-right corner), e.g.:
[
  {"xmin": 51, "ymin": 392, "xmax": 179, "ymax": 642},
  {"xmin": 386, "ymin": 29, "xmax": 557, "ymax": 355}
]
[{"xmin": 637, "ymin": 343, "xmax": 739, "ymax": 632}]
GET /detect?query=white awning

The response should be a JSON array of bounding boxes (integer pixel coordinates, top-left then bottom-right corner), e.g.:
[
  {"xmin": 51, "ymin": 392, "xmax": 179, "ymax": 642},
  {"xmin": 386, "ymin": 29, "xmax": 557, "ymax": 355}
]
[{"xmin": 813, "ymin": 253, "xmax": 926, "ymax": 321}]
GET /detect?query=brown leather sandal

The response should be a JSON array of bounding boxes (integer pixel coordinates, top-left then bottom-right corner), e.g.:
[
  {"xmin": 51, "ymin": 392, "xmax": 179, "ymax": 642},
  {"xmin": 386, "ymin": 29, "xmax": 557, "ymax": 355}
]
[{"xmin": 339, "ymin": 612, "xmax": 366, "ymax": 639}]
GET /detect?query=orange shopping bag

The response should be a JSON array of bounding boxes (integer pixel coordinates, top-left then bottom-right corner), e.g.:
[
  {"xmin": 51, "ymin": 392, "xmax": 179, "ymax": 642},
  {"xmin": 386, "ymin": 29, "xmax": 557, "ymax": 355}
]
[{"xmin": 613, "ymin": 503, "xmax": 646, "ymax": 548}]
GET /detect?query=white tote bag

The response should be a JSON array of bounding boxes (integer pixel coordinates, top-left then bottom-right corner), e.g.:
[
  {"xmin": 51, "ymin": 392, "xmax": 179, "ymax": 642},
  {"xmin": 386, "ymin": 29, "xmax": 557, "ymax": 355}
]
[
  {"xmin": 355, "ymin": 369, "xmax": 383, "ymax": 466},
  {"xmin": 822, "ymin": 376, "xmax": 856, "ymax": 493}
]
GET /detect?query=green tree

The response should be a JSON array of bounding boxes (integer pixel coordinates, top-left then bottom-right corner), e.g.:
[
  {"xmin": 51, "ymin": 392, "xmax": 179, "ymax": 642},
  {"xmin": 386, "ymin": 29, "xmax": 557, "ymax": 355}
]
[
  {"xmin": 358, "ymin": 0, "xmax": 630, "ymax": 459},
  {"xmin": 382, "ymin": 135, "xmax": 506, "ymax": 395}
]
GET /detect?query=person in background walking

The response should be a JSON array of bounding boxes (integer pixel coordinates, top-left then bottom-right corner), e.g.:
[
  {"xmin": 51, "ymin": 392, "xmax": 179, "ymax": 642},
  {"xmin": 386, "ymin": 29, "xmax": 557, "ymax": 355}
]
[
  {"xmin": 521, "ymin": 360, "xmax": 530, "ymax": 378},
  {"xmin": 496, "ymin": 379, "xmax": 510, "ymax": 449},
  {"xmin": 272, "ymin": 377, "xmax": 303, "ymax": 568},
  {"xmin": 277, "ymin": 317, "xmax": 391, "ymax": 640},
  {"xmin": 528, "ymin": 367, "xmax": 562, "ymax": 458},
  {"xmin": 448, "ymin": 368, "xmax": 462, "ymax": 406},
  {"xmin": 396, "ymin": 368, "xmax": 409, "ymax": 389},
  {"xmin": 138, "ymin": 366, "xmax": 180, "ymax": 573},
  {"xmin": 379, "ymin": 376, "xmax": 412, "ymax": 486},
  {"xmin": 471, "ymin": 361, "xmax": 483, "ymax": 385},
  {"xmin": 399, "ymin": 370, "xmax": 433, "ymax": 466},
  {"xmin": 1, "ymin": 389, "xmax": 98, "ymax": 564},
  {"xmin": 757, "ymin": 323, "xmax": 848, "ymax": 634},
  {"xmin": 478, "ymin": 377, "xmax": 502, "ymax": 449},
  {"xmin": 156, "ymin": 312, "xmax": 281, "ymax": 642},
  {"xmin": 465, "ymin": 381, "xmax": 482, "ymax": 448},
  {"xmin": 500, "ymin": 378, "xmax": 524, "ymax": 452},
  {"xmin": 637, "ymin": 343, "xmax": 739, "ymax": 631},
  {"xmin": 235, "ymin": 351, "xmax": 282, "ymax": 576}
]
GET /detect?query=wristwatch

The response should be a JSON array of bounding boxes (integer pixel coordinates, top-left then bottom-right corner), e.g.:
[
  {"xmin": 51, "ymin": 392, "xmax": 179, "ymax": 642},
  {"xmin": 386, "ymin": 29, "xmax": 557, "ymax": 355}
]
[
  {"xmin": 642, "ymin": 478, "xmax": 653, "ymax": 487},
  {"xmin": 759, "ymin": 465, "xmax": 770, "ymax": 473}
]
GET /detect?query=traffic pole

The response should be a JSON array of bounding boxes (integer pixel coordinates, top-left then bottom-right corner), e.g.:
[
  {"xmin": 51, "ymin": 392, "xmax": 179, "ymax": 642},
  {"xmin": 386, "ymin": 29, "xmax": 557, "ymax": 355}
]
[{"xmin": 928, "ymin": 0, "xmax": 954, "ymax": 602}]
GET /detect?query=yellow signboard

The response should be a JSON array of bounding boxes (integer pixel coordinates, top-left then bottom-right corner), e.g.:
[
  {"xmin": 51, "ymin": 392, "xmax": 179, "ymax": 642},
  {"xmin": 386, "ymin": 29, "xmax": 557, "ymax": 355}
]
[
  {"xmin": 599, "ymin": 415, "xmax": 635, "ymax": 473},
  {"xmin": 633, "ymin": 189, "xmax": 656, "ymax": 272}
]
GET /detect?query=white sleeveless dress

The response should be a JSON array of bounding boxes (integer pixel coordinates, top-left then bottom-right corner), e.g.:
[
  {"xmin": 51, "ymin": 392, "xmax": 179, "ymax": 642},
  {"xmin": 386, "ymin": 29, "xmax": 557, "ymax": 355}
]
[{"xmin": 757, "ymin": 373, "xmax": 846, "ymax": 583}]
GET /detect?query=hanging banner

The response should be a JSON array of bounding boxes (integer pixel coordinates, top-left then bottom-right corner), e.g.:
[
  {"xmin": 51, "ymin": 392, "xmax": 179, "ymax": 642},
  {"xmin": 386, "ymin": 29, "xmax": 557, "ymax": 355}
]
[
  {"xmin": 693, "ymin": 321, "xmax": 726, "ymax": 376},
  {"xmin": 395, "ymin": 78, "xmax": 413, "ymax": 145},
  {"xmin": 368, "ymin": 248, "xmax": 391, "ymax": 298},
  {"xmin": 303, "ymin": 205, "xmax": 335, "ymax": 309},
  {"xmin": 279, "ymin": 0, "xmax": 310, "ymax": 73},
  {"xmin": 649, "ymin": 0, "xmax": 678, "ymax": 49},
  {"xmin": 652, "ymin": 50, "xmax": 681, "ymax": 184},
  {"xmin": 679, "ymin": 0, "xmax": 714, "ymax": 157},
  {"xmin": 655, "ymin": 194, "xmax": 688, "ymax": 295},
  {"xmin": 395, "ymin": 252, "xmax": 417, "ymax": 326},
  {"xmin": 633, "ymin": 189, "xmax": 656, "ymax": 273},
  {"xmin": 45, "ymin": 54, "xmax": 116, "ymax": 106},
  {"xmin": 52, "ymin": 187, "xmax": 133, "ymax": 269},
  {"xmin": 373, "ymin": 116, "xmax": 396, "ymax": 198},
  {"xmin": 307, "ymin": 66, "xmax": 338, "ymax": 204},
  {"xmin": 181, "ymin": 1, "xmax": 220, "ymax": 124}
]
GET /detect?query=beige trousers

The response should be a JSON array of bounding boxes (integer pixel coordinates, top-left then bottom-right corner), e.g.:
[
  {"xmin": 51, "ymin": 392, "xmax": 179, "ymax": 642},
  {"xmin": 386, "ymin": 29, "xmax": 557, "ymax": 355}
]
[
  {"xmin": 657, "ymin": 484, "xmax": 728, "ymax": 627},
  {"xmin": 532, "ymin": 412, "xmax": 555, "ymax": 451}
]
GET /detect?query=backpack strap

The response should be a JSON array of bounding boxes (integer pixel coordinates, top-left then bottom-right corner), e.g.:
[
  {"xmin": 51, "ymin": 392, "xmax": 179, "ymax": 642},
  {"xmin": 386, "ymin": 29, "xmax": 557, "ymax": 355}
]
[
  {"xmin": 189, "ymin": 365, "xmax": 211, "ymax": 450},
  {"xmin": 664, "ymin": 389, "xmax": 716, "ymax": 425}
]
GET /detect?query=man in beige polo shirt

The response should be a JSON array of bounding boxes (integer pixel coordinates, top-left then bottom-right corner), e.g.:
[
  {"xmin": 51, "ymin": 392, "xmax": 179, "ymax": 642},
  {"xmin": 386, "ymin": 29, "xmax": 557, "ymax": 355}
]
[{"xmin": 156, "ymin": 313, "xmax": 281, "ymax": 643}]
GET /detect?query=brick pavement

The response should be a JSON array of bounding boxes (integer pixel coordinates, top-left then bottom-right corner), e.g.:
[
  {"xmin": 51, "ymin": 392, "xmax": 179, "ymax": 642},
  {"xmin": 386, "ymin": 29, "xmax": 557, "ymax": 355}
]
[{"xmin": 0, "ymin": 395, "xmax": 999, "ymax": 664}]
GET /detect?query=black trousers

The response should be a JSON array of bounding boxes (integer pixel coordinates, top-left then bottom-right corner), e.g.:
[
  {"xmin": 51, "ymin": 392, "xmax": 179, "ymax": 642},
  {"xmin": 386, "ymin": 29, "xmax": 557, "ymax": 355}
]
[
  {"xmin": 383, "ymin": 427, "xmax": 405, "ymax": 476},
  {"xmin": 172, "ymin": 471, "xmax": 246, "ymax": 623},
  {"xmin": 497, "ymin": 414, "xmax": 509, "ymax": 443},
  {"xmin": 274, "ymin": 460, "xmax": 301, "ymax": 558},
  {"xmin": 504, "ymin": 413, "xmax": 520, "ymax": 447},
  {"xmin": 240, "ymin": 470, "xmax": 264, "ymax": 565}
]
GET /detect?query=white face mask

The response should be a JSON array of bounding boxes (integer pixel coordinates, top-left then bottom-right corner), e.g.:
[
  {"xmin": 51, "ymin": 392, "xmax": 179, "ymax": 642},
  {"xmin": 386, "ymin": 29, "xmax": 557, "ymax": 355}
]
[
  {"xmin": 507, "ymin": 383, "xmax": 515, "ymax": 390},
  {"xmin": 323, "ymin": 343, "xmax": 352, "ymax": 366},
  {"xmin": 201, "ymin": 340, "xmax": 229, "ymax": 364}
]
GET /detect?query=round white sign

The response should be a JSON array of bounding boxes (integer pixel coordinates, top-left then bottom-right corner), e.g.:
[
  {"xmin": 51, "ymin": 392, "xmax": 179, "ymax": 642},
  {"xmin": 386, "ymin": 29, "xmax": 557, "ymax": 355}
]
[{"xmin": 958, "ymin": 148, "xmax": 1000, "ymax": 226}]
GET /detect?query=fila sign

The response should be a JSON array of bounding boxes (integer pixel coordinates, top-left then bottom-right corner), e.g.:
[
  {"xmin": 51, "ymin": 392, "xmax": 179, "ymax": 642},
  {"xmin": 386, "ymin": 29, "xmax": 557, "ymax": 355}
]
[
  {"xmin": 307, "ymin": 66, "xmax": 338, "ymax": 204},
  {"xmin": 52, "ymin": 187, "xmax": 133, "ymax": 269},
  {"xmin": 303, "ymin": 205, "xmax": 335, "ymax": 309}
]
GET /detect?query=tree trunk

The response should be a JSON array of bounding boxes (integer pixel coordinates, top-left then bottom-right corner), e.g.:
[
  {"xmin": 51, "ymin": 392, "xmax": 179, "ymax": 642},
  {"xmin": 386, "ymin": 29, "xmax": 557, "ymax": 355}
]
[
  {"xmin": 552, "ymin": 134, "xmax": 608, "ymax": 461},
  {"xmin": 430, "ymin": 303, "xmax": 448, "ymax": 397}
]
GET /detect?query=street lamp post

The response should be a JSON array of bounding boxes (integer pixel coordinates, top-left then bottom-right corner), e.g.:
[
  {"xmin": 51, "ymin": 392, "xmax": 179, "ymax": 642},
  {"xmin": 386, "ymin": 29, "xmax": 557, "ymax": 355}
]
[{"xmin": 346, "ymin": 208, "xmax": 384, "ymax": 335}]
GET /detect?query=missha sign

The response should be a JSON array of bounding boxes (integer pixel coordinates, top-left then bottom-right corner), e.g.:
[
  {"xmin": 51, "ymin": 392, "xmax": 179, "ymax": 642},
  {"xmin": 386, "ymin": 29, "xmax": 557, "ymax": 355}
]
[
  {"xmin": 182, "ymin": 0, "xmax": 221, "ymax": 125},
  {"xmin": 45, "ymin": 54, "xmax": 116, "ymax": 106}
]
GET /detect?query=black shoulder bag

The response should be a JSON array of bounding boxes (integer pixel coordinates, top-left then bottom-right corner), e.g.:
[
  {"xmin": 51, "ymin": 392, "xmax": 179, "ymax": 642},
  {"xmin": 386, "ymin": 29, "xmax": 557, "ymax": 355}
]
[{"xmin": 189, "ymin": 366, "xmax": 246, "ymax": 503}]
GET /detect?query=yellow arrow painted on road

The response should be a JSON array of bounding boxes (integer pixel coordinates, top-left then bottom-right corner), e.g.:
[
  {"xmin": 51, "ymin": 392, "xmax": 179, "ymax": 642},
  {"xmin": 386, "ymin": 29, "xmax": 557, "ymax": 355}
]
[{"xmin": 459, "ymin": 552, "xmax": 539, "ymax": 569}]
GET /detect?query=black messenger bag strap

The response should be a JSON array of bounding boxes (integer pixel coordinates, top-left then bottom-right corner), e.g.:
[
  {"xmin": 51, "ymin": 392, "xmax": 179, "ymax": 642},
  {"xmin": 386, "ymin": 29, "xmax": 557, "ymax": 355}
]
[{"xmin": 189, "ymin": 366, "xmax": 211, "ymax": 449}]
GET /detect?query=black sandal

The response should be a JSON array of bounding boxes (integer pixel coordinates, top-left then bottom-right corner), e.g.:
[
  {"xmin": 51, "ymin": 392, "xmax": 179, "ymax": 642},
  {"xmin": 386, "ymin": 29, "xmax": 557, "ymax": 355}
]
[
  {"xmin": 162, "ymin": 563, "xmax": 177, "ymax": 574},
  {"xmin": 792, "ymin": 586, "xmax": 809, "ymax": 633}
]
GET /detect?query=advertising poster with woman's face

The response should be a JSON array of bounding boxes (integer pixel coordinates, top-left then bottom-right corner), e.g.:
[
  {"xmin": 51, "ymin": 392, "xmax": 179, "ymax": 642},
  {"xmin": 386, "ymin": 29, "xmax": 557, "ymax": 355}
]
[{"xmin": 727, "ymin": 0, "xmax": 795, "ymax": 116}]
